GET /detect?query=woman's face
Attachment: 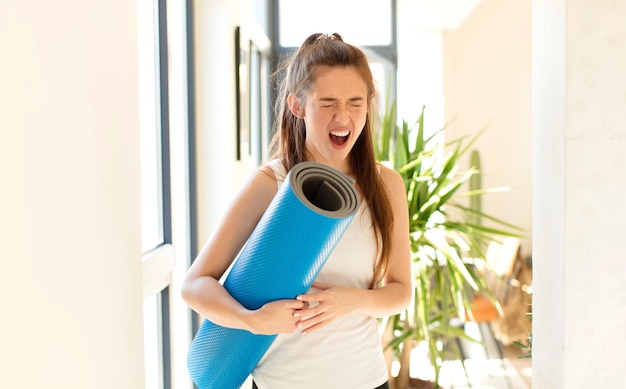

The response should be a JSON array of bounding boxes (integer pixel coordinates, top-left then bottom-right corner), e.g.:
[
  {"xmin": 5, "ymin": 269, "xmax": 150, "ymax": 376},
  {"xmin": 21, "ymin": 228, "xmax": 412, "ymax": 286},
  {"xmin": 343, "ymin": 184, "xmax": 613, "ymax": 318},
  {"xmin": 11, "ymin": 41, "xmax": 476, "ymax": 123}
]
[{"xmin": 293, "ymin": 65, "xmax": 369, "ymax": 173}]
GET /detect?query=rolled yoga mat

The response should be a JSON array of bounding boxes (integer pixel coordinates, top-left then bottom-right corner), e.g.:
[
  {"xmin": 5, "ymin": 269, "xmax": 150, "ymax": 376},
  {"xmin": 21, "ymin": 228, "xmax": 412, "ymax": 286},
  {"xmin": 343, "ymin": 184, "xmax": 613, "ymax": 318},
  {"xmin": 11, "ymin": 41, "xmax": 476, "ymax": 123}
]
[{"xmin": 187, "ymin": 161, "xmax": 361, "ymax": 389}]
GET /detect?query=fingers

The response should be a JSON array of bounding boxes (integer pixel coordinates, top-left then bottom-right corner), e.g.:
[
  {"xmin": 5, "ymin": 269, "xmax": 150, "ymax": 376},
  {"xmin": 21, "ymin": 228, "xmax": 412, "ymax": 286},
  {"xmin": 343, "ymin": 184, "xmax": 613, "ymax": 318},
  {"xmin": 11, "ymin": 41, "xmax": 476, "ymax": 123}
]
[
  {"xmin": 297, "ymin": 281, "xmax": 338, "ymax": 301},
  {"xmin": 293, "ymin": 299, "xmax": 332, "ymax": 334},
  {"xmin": 298, "ymin": 319, "xmax": 323, "ymax": 335},
  {"xmin": 252, "ymin": 299, "xmax": 309, "ymax": 335},
  {"xmin": 296, "ymin": 308, "xmax": 329, "ymax": 334},
  {"xmin": 310, "ymin": 281, "xmax": 332, "ymax": 290},
  {"xmin": 296, "ymin": 294, "xmax": 317, "ymax": 304},
  {"xmin": 292, "ymin": 284, "xmax": 358, "ymax": 334},
  {"xmin": 284, "ymin": 298, "xmax": 307, "ymax": 309},
  {"xmin": 296, "ymin": 288, "xmax": 327, "ymax": 303}
]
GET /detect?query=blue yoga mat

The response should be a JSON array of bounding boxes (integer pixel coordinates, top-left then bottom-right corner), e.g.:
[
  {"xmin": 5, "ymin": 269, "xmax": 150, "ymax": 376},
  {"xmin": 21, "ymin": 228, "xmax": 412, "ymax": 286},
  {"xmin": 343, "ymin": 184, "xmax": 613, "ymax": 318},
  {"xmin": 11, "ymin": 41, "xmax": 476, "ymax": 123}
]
[{"xmin": 187, "ymin": 161, "xmax": 361, "ymax": 389}]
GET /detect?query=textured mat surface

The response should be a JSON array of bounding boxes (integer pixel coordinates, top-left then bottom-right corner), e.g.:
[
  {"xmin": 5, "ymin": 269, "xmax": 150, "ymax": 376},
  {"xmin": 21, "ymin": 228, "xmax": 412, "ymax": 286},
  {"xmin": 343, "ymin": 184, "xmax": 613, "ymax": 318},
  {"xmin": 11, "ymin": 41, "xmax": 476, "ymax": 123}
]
[{"xmin": 187, "ymin": 161, "xmax": 360, "ymax": 389}]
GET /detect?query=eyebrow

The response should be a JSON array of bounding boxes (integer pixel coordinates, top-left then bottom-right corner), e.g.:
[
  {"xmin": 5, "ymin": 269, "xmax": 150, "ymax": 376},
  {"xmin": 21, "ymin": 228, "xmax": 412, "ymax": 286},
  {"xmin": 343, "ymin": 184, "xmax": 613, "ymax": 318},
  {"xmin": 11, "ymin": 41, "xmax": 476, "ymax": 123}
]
[{"xmin": 318, "ymin": 96, "xmax": 365, "ymax": 103}]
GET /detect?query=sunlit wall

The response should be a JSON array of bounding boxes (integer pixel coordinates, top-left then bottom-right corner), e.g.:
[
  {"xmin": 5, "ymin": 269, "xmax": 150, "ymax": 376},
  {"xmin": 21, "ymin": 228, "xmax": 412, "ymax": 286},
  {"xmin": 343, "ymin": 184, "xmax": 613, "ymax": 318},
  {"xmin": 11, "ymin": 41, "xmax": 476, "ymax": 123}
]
[{"xmin": 0, "ymin": 1, "xmax": 145, "ymax": 388}]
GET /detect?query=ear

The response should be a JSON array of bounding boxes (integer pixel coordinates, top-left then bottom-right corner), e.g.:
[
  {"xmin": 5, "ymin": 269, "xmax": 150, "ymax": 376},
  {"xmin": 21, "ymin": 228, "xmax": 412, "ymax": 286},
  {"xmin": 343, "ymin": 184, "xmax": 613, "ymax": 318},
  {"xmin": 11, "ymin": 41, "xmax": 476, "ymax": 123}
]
[{"xmin": 287, "ymin": 93, "xmax": 304, "ymax": 118}]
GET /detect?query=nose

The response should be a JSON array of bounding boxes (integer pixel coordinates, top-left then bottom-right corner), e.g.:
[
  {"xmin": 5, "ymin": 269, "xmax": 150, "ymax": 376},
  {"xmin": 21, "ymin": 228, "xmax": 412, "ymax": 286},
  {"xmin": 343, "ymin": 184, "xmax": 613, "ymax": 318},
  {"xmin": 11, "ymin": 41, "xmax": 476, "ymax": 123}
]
[{"xmin": 333, "ymin": 104, "xmax": 350, "ymax": 123}]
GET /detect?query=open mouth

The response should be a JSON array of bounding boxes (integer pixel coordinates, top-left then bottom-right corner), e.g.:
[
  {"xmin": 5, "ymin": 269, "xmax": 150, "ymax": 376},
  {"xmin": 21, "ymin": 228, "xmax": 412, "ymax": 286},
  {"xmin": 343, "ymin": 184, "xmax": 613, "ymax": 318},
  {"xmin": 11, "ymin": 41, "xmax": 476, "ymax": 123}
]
[{"xmin": 329, "ymin": 130, "xmax": 350, "ymax": 146}]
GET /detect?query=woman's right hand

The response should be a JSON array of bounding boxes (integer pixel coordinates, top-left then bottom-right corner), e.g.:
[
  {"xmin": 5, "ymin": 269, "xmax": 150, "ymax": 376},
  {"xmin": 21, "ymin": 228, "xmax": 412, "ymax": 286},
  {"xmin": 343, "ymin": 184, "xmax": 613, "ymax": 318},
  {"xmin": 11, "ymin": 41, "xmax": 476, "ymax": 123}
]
[{"xmin": 245, "ymin": 299, "xmax": 307, "ymax": 335}]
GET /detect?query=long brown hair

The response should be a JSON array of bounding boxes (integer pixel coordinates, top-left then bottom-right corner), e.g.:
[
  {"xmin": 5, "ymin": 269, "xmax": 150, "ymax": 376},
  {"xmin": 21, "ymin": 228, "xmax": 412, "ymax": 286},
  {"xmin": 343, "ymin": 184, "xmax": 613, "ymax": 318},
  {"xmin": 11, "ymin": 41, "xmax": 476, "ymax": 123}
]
[{"xmin": 269, "ymin": 33, "xmax": 393, "ymax": 288}]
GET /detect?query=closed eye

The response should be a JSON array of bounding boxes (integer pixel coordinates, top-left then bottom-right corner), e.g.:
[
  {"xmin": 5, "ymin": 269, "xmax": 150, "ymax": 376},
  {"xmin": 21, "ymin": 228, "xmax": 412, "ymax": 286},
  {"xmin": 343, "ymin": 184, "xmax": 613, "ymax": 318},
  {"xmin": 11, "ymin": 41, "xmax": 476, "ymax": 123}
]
[{"xmin": 318, "ymin": 99, "xmax": 364, "ymax": 109}]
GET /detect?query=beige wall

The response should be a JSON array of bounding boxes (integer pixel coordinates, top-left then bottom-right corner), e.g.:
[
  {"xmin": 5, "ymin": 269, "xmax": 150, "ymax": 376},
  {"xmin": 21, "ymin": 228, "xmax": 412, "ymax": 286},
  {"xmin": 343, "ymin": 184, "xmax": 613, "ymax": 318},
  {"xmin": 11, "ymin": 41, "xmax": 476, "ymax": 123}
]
[
  {"xmin": 0, "ymin": 1, "xmax": 145, "ymax": 388},
  {"xmin": 193, "ymin": 0, "xmax": 265, "ymax": 248},
  {"xmin": 533, "ymin": 0, "xmax": 626, "ymax": 387},
  {"xmin": 443, "ymin": 0, "xmax": 533, "ymax": 258}
]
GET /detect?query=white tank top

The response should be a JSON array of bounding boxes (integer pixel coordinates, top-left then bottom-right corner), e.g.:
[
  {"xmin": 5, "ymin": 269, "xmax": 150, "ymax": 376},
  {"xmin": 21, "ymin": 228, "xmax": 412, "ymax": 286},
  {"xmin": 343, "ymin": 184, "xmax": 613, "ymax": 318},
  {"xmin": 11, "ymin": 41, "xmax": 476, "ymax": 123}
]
[{"xmin": 251, "ymin": 159, "xmax": 389, "ymax": 389}]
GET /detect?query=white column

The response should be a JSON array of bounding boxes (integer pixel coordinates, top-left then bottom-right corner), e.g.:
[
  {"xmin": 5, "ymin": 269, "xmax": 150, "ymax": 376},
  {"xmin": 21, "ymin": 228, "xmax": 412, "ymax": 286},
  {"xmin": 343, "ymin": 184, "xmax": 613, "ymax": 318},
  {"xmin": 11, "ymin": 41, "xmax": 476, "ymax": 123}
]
[
  {"xmin": 0, "ymin": 1, "xmax": 145, "ymax": 388},
  {"xmin": 533, "ymin": 1, "xmax": 626, "ymax": 387}
]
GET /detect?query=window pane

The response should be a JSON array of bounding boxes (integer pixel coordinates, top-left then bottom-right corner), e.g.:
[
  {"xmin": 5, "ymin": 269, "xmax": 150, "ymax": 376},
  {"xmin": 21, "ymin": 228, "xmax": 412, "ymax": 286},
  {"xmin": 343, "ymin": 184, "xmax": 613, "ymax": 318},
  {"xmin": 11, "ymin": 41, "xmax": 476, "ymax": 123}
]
[
  {"xmin": 138, "ymin": 0, "xmax": 164, "ymax": 253},
  {"xmin": 143, "ymin": 294, "xmax": 163, "ymax": 389},
  {"xmin": 279, "ymin": 0, "xmax": 392, "ymax": 47}
]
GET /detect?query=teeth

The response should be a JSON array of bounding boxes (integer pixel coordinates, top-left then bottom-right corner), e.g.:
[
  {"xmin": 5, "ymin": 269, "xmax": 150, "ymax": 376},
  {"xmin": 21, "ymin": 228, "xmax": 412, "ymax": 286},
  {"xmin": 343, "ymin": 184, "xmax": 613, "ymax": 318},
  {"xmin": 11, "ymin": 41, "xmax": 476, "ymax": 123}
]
[{"xmin": 330, "ymin": 130, "xmax": 349, "ymax": 137}]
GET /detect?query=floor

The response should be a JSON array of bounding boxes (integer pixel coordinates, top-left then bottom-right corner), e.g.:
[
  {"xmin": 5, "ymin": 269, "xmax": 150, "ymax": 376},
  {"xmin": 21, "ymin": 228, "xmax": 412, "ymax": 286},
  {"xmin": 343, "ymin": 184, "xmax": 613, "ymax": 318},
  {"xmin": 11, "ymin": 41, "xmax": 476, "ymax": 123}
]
[
  {"xmin": 436, "ymin": 344, "xmax": 531, "ymax": 389},
  {"xmin": 407, "ymin": 322, "xmax": 532, "ymax": 389}
]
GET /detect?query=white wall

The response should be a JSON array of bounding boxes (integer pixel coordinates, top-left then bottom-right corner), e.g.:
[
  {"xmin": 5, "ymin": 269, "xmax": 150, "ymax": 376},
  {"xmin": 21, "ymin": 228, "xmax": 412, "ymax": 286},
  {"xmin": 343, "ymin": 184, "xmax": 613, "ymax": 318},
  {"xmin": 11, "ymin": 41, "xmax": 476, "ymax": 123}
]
[
  {"xmin": 0, "ymin": 1, "xmax": 145, "ymax": 388},
  {"xmin": 443, "ymin": 0, "xmax": 533, "ymax": 258},
  {"xmin": 192, "ymin": 0, "xmax": 264, "ymax": 246},
  {"xmin": 533, "ymin": 0, "xmax": 626, "ymax": 387},
  {"xmin": 532, "ymin": 2, "xmax": 566, "ymax": 386}
]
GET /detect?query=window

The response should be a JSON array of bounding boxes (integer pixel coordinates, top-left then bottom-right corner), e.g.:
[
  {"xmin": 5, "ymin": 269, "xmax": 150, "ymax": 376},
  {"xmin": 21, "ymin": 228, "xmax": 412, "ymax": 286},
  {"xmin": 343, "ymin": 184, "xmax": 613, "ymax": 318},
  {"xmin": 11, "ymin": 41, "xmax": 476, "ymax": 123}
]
[
  {"xmin": 272, "ymin": 0, "xmax": 397, "ymax": 120},
  {"xmin": 277, "ymin": 0, "xmax": 393, "ymax": 47},
  {"xmin": 137, "ymin": 0, "xmax": 181, "ymax": 388},
  {"xmin": 139, "ymin": 0, "xmax": 166, "ymax": 254},
  {"xmin": 138, "ymin": 0, "xmax": 194, "ymax": 387}
]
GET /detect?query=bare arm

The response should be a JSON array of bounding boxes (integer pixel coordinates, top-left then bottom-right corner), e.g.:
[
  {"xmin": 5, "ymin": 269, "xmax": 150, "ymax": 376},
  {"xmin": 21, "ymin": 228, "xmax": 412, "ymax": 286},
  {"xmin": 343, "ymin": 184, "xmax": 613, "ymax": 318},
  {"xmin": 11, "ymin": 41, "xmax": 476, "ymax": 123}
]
[
  {"xmin": 295, "ymin": 165, "xmax": 413, "ymax": 333},
  {"xmin": 181, "ymin": 166, "xmax": 306, "ymax": 335}
]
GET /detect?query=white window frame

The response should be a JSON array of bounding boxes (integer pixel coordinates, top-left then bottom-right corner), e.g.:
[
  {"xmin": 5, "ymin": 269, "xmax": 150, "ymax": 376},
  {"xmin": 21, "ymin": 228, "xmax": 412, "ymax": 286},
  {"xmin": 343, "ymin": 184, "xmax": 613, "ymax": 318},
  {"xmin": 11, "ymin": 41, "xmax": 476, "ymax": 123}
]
[{"xmin": 139, "ymin": 0, "xmax": 193, "ymax": 388}]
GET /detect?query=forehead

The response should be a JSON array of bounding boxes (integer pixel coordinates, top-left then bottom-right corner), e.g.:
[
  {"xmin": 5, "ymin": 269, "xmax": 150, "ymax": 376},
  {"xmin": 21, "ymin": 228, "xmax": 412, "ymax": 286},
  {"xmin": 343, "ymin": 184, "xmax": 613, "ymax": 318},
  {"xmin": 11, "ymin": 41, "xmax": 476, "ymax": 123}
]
[{"xmin": 309, "ymin": 66, "xmax": 368, "ymax": 98}]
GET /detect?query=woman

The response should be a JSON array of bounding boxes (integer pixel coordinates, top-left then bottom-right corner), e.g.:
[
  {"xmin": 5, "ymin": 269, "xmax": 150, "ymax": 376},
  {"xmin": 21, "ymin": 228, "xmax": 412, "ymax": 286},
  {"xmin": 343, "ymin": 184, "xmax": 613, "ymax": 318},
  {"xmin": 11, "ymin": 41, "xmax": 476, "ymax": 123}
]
[{"xmin": 182, "ymin": 33, "xmax": 412, "ymax": 389}]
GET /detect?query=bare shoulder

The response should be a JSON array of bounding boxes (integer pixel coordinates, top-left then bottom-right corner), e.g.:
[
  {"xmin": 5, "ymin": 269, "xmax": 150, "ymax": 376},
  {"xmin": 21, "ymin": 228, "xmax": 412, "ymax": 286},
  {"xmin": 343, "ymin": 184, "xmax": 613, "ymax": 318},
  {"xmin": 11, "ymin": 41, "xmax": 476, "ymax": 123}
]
[
  {"xmin": 377, "ymin": 163, "xmax": 408, "ymax": 213},
  {"xmin": 378, "ymin": 163, "xmax": 405, "ymax": 192},
  {"xmin": 257, "ymin": 163, "xmax": 277, "ymax": 183},
  {"xmin": 243, "ymin": 163, "xmax": 279, "ymax": 200}
]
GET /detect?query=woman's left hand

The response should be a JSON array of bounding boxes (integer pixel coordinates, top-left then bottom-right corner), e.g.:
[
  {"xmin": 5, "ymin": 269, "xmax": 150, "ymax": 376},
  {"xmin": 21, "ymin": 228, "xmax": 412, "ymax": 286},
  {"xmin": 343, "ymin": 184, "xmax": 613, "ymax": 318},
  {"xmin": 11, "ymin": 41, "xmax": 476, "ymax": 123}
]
[{"xmin": 293, "ymin": 282, "xmax": 363, "ymax": 334}]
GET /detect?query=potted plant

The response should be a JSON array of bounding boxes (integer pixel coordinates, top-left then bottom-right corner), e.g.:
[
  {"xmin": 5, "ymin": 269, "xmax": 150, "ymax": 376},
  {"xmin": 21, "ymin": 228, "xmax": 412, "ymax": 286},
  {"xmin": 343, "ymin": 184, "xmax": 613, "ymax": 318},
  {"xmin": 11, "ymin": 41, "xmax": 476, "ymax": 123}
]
[
  {"xmin": 514, "ymin": 312, "xmax": 533, "ymax": 359},
  {"xmin": 374, "ymin": 101, "xmax": 524, "ymax": 389}
]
